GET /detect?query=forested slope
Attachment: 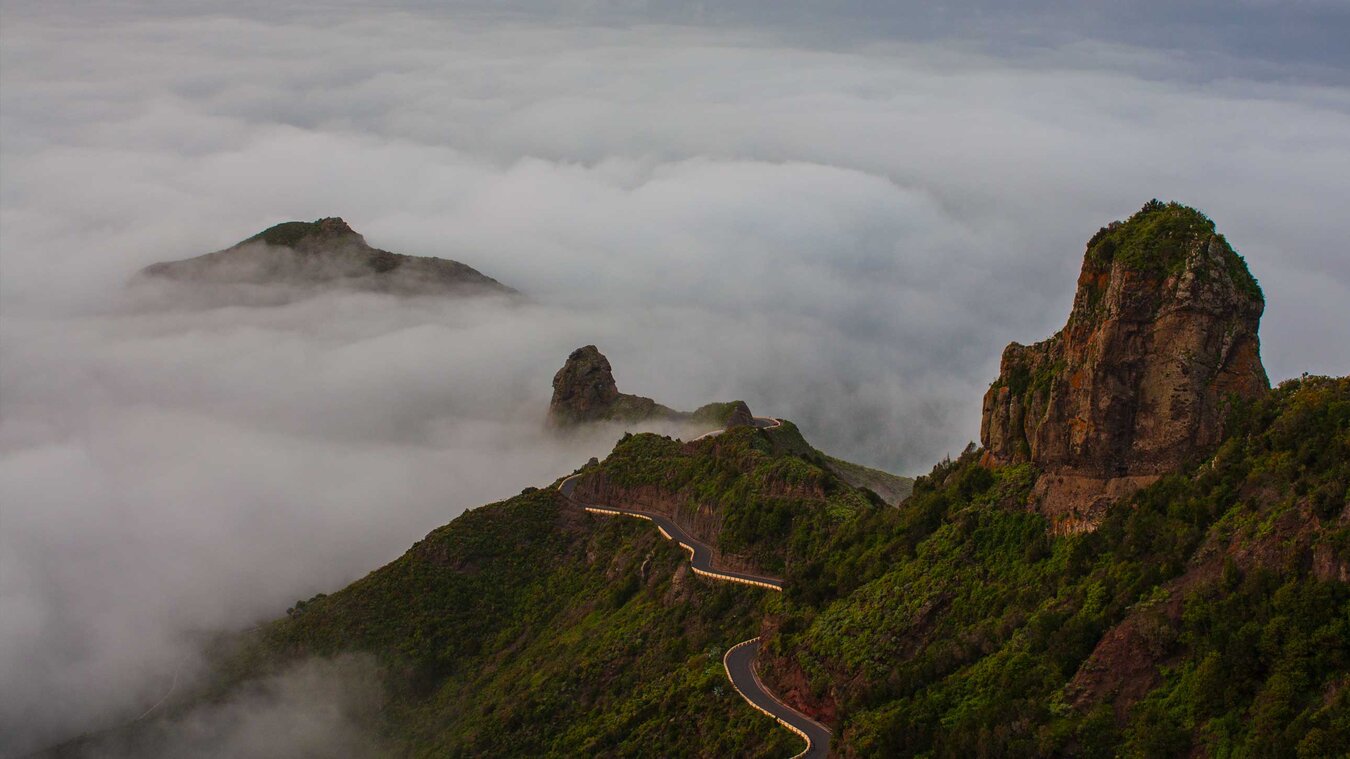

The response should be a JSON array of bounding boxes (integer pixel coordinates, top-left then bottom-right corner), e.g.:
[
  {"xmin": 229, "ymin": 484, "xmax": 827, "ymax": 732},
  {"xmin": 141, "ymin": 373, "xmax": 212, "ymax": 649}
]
[{"xmin": 762, "ymin": 376, "xmax": 1349, "ymax": 757}]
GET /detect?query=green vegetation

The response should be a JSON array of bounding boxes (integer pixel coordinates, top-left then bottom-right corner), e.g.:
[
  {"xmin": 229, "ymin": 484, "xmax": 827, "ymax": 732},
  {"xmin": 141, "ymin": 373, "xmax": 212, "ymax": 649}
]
[
  {"xmin": 245, "ymin": 220, "xmax": 324, "ymax": 248},
  {"xmin": 689, "ymin": 401, "xmax": 749, "ymax": 426},
  {"xmin": 592, "ymin": 423, "xmax": 886, "ymax": 574},
  {"xmin": 1085, "ymin": 200, "xmax": 1262, "ymax": 300},
  {"xmin": 550, "ymin": 376, "xmax": 1348, "ymax": 756},
  {"xmin": 157, "ymin": 376, "xmax": 1344, "ymax": 758},
  {"xmin": 1004, "ymin": 361, "xmax": 1032, "ymax": 397},
  {"xmin": 822, "ymin": 454, "xmax": 914, "ymax": 505},
  {"xmin": 1122, "ymin": 570, "xmax": 1349, "ymax": 757},
  {"xmin": 212, "ymin": 488, "xmax": 796, "ymax": 757},
  {"xmin": 768, "ymin": 375, "xmax": 1349, "ymax": 757},
  {"xmin": 989, "ymin": 348, "xmax": 1060, "ymax": 400}
]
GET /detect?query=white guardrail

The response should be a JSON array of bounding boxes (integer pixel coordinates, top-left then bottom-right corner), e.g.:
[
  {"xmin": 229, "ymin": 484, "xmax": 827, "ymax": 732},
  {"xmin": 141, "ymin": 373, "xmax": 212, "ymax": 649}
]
[
  {"xmin": 580, "ymin": 506, "xmax": 783, "ymax": 591},
  {"xmin": 723, "ymin": 638, "xmax": 814, "ymax": 759}
]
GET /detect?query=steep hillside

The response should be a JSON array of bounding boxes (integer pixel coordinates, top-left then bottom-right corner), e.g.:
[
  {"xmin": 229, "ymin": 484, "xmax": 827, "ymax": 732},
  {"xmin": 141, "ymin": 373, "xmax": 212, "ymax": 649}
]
[
  {"xmin": 570, "ymin": 421, "xmax": 886, "ymax": 577},
  {"xmin": 763, "ymin": 375, "xmax": 1349, "ymax": 757},
  {"xmin": 55, "ymin": 486, "xmax": 798, "ymax": 758},
  {"xmin": 137, "ymin": 217, "xmax": 516, "ymax": 297},
  {"xmin": 823, "ymin": 454, "xmax": 915, "ymax": 507},
  {"xmin": 56, "ymin": 376, "xmax": 1345, "ymax": 758}
]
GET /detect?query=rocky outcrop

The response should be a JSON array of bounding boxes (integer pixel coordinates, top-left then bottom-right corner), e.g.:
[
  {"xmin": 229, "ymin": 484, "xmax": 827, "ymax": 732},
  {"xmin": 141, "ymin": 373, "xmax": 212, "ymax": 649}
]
[
  {"xmin": 548, "ymin": 347, "xmax": 916, "ymax": 501},
  {"xmin": 980, "ymin": 201, "xmax": 1269, "ymax": 532},
  {"xmin": 546, "ymin": 346, "xmax": 765, "ymax": 430},
  {"xmin": 138, "ymin": 217, "xmax": 516, "ymax": 297},
  {"xmin": 723, "ymin": 400, "xmax": 756, "ymax": 429},
  {"xmin": 546, "ymin": 346, "xmax": 683, "ymax": 427}
]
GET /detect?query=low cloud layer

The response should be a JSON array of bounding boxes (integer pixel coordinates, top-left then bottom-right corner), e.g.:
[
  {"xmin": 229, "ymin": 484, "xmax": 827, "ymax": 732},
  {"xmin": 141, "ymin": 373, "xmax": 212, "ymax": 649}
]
[
  {"xmin": 2, "ymin": 3, "xmax": 1348, "ymax": 754},
  {"xmin": 63, "ymin": 655, "xmax": 387, "ymax": 759},
  {"xmin": 0, "ymin": 286, "xmax": 706, "ymax": 754}
]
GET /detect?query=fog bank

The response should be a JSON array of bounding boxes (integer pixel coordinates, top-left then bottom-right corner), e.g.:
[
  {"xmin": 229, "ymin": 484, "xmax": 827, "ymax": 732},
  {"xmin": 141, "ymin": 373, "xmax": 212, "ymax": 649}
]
[{"xmin": 2, "ymin": 3, "xmax": 1348, "ymax": 754}]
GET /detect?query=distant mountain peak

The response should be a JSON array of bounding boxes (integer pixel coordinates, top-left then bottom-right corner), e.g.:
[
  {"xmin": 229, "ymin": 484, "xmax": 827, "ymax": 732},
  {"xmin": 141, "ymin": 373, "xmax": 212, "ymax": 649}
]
[{"xmin": 137, "ymin": 217, "xmax": 516, "ymax": 298}]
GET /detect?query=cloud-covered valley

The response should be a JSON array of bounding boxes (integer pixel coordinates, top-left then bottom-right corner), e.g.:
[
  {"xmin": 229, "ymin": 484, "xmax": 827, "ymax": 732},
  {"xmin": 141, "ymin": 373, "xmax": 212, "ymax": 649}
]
[{"xmin": 2, "ymin": 2, "xmax": 1348, "ymax": 754}]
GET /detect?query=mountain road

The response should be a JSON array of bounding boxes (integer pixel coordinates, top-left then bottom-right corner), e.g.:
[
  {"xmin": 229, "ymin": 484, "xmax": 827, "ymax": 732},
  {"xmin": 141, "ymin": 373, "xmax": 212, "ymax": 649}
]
[{"xmin": 556, "ymin": 416, "xmax": 830, "ymax": 758}]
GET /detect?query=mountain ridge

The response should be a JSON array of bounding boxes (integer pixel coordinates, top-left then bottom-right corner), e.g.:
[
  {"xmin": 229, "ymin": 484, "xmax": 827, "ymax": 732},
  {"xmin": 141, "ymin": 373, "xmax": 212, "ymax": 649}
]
[{"xmin": 547, "ymin": 345, "xmax": 914, "ymax": 504}]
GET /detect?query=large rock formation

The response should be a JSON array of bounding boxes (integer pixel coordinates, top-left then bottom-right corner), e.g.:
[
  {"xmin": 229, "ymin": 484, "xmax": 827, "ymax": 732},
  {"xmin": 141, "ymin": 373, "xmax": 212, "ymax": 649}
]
[
  {"xmin": 546, "ymin": 345, "xmax": 684, "ymax": 427},
  {"xmin": 547, "ymin": 346, "xmax": 914, "ymax": 503},
  {"xmin": 138, "ymin": 217, "xmax": 516, "ymax": 297},
  {"xmin": 980, "ymin": 201, "xmax": 1269, "ymax": 532}
]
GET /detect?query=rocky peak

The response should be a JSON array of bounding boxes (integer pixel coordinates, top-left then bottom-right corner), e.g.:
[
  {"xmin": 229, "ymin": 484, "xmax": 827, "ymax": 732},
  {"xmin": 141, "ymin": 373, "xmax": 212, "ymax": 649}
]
[
  {"xmin": 137, "ymin": 217, "xmax": 516, "ymax": 297},
  {"xmin": 546, "ymin": 347, "xmax": 755, "ymax": 430},
  {"xmin": 980, "ymin": 201, "xmax": 1269, "ymax": 532},
  {"xmin": 548, "ymin": 346, "xmax": 623, "ymax": 426},
  {"xmin": 724, "ymin": 400, "xmax": 756, "ymax": 428}
]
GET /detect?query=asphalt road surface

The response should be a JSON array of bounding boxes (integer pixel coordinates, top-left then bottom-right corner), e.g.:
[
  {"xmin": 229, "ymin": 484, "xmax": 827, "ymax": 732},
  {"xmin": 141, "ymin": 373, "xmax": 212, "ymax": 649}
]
[
  {"xmin": 557, "ymin": 416, "xmax": 831, "ymax": 757},
  {"xmin": 724, "ymin": 638, "xmax": 832, "ymax": 759}
]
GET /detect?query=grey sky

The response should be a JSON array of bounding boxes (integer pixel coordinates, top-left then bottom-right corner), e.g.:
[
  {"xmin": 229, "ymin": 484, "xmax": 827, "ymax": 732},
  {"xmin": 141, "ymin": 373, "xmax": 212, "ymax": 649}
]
[
  {"xmin": 1, "ymin": 2, "xmax": 1348, "ymax": 754},
  {"xmin": 16, "ymin": 0, "xmax": 1350, "ymax": 80}
]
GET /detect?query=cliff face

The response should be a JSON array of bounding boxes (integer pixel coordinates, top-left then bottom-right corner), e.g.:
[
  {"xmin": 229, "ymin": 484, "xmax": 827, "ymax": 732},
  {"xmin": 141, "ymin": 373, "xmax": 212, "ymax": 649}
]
[
  {"xmin": 138, "ymin": 217, "xmax": 516, "ymax": 297},
  {"xmin": 980, "ymin": 201, "xmax": 1268, "ymax": 532}
]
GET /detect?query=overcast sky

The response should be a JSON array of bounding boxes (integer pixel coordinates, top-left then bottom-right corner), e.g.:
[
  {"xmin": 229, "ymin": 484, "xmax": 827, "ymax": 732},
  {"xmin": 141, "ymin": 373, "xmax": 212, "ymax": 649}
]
[{"xmin": 2, "ymin": 1, "xmax": 1348, "ymax": 755}]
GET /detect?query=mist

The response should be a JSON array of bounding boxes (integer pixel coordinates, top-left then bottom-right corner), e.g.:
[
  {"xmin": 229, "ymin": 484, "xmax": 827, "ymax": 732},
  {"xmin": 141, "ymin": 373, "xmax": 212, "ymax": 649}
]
[
  {"xmin": 2, "ymin": 2, "xmax": 1348, "ymax": 755},
  {"xmin": 53, "ymin": 655, "xmax": 389, "ymax": 759}
]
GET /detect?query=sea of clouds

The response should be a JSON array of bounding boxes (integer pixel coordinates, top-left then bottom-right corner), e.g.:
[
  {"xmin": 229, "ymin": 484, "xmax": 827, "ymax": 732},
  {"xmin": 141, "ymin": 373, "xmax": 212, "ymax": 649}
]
[{"xmin": 2, "ymin": 2, "xmax": 1348, "ymax": 755}]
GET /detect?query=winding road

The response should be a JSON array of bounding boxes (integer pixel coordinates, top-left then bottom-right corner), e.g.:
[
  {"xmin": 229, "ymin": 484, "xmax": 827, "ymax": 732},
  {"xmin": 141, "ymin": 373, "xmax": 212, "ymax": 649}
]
[
  {"xmin": 725, "ymin": 638, "xmax": 832, "ymax": 759},
  {"xmin": 557, "ymin": 416, "xmax": 831, "ymax": 759}
]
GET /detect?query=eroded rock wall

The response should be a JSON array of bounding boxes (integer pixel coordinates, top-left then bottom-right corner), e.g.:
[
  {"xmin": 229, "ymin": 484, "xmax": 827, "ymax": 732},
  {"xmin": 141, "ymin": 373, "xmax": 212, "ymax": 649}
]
[{"xmin": 981, "ymin": 202, "xmax": 1268, "ymax": 531}]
